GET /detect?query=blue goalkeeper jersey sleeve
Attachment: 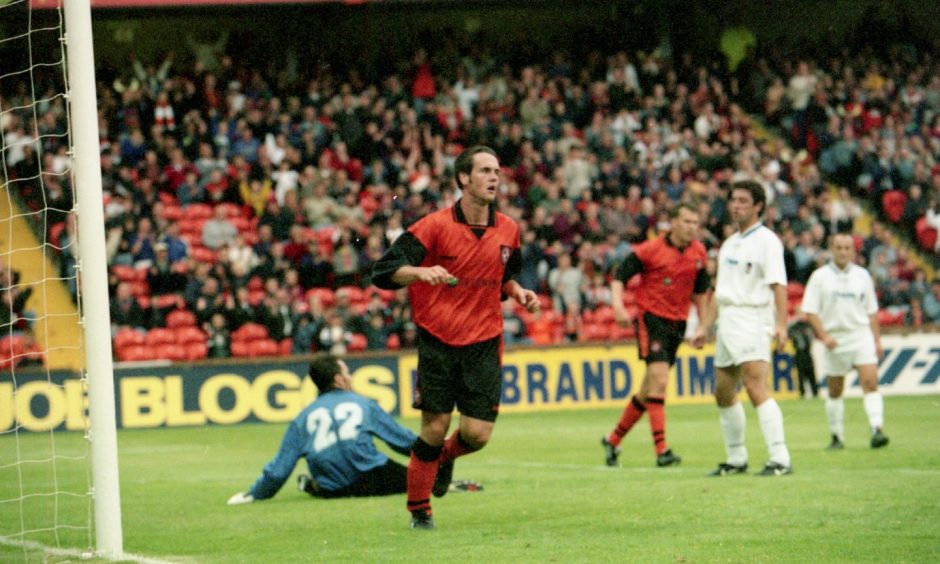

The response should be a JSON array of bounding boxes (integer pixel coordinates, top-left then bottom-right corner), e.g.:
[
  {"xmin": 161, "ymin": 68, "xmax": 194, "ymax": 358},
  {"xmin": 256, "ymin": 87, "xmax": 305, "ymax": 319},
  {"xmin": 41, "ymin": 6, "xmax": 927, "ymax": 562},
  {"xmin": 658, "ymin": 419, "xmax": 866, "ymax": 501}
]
[{"xmin": 248, "ymin": 390, "xmax": 416, "ymax": 499}]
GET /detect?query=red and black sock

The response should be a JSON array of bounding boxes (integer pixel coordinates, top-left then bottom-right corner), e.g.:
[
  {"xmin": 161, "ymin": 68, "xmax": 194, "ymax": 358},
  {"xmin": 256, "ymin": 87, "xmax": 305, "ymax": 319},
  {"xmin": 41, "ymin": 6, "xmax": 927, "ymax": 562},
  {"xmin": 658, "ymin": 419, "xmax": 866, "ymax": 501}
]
[
  {"xmin": 607, "ymin": 395, "xmax": 646, "ymax": 447},
  {"xmin": 646, "ymin": 396, "xmax": 667, "ymax": 455},
  {"xmin": 441, "ymin": 430, "xmax": 479, "ymax": 462},
  {"xmin": 407, "ymin": 437, "xmax": 441, "ymax": 515}
]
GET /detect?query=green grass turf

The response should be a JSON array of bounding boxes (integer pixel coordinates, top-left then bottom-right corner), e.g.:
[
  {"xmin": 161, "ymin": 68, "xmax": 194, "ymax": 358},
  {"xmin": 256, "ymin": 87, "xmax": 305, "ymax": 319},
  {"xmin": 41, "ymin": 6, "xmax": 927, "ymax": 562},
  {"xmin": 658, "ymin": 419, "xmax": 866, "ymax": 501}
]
[{"xmin": 2, "ymin": 395, "xmax": 939, "ymax": 563}]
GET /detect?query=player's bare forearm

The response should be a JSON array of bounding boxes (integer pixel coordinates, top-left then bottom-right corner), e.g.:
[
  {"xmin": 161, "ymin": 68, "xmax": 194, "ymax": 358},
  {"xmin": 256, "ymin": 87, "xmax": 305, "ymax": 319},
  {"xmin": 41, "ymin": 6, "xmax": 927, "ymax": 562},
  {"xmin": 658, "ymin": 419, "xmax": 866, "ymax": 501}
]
[
  {"xmin": 611, "ymin": 280, "xmax": 630, "ymax": 325},
  {"xmin": 689, "ymin": 292, "xmax": 715, "ymax": 348},
  {"xmin": 772, "ymin": 283, "xmax": 789, "ymax": 347},
  {"xmin": 698, "ymin": 292, "xmax": 717, "ymax": 333},
  {"xmin": 391, "ymin": 265, "xmax": 452, "ymax": 287},
  {"xmin": 503, "ymin": 280, "xmax": 540, "ymax": 312},
  {"xmin": 870, "ymin": 313, "xmax": 883, "ymax": 358},
  {"xmin": 693, "ymin": 291, "xmax": 708, "ymax": 321},
  {"xmin": 805, "ymin": 313, "xmax": 827, "ymax": 340}
]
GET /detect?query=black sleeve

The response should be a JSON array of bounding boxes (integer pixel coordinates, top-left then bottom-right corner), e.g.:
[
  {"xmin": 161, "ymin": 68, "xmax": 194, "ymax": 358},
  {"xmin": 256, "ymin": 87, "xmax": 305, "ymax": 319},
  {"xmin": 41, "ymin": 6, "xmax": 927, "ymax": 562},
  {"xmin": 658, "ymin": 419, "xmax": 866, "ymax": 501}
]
[
  {"xmin": 371, "ymin": 232, "xmax": 427, "ymax": 290},
  {"xmin": 693, "ymin": 267, "xmax": 711, "ymax": 294},
  {"xmin": 614, "ymin": 253, "xmax": 644, "ymax": 283},
  {"xmin": 502, "ymin": 248, "xmax": 522, "ymax": 284}
]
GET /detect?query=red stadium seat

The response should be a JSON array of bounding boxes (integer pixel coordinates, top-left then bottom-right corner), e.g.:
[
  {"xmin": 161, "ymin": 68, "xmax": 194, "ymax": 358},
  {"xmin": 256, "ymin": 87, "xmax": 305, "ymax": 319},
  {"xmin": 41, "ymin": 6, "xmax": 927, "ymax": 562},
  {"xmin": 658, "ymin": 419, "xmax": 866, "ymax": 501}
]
[
  {"xmin": 166, "ymin": 309, "xmax": 197, "ymax": 328},
  {"xmin": 217, "ymin": 202, "xmax": 243, "ymax": 218},
  {"xmin": 249, "ymin": 339, "xmax": 280, "ymax": 357},
  {"xmin": 915, "ymin": 217, "xmax": 937, "ymax": 251},
  {"xmin": 163, "ymin": 205, "xmax": 183, "ymax": 221},
  {"xmin": 0, "ymin": 335, "xmax": 25, "ymax": 365},
  {"xmin": 129, "ymin": 280, "xmax": 150, "ymax": 297},
  {"xmin": 386, "ymin": 333, "xmax": 400, "ymax": 350},
  {"xmin": 305, "ymin": 287, "xmax": 336, "ymax": 308},
  {"xmin": 876, "ymin": 309, "xmax": 906, "ymax": 327},
  {"xmin": 175, "ymin": 326, "xmax": 206, "ymax": 345},
  {"xmin": 155, "ymin": 344, "xmax": 188, "ymax": 362},
  {"xmin": 48, "ymin": 221, "xmax": 66, "ymax": 248},
  {"xmin": 248, "ymin": 289, "xmax": 266, "ymax": 306},
  {"xmin": 117, "ymin": 345, "xmax": 154, "ymax": 362},
  {"xmin": 231, "ymin": 340, "xmax": 251, "ymax": 358},
  {"xmin": 593, "ymin": 307, "xmax": 614, "ymax": 323},
  {"xmin": 186, "ymin": 342, "xmax": 208, "ymax": 360},
  {"xmin": 230, "ymin": 216, "xmax": 252, "ymax": 232},
  {"xmin": 190, "ymin": 246, "xmax": 218, "ymax": 264},
  {"xmin": 337, "ymin": 285, "xmax": 366, "ymax": 304},
  {"xmin": 153, "ymin": 293, "xmax": 180, "ymax": 309},
  {"xmin": 112, "ymin": 264, "xmax": 138, "ymax": 282},
  {"xmin": 882, "ymin": 191, "xmax": 907, "ymax": 223},
  {"xmin": 158, "ymin": 191, "xmax": 177, "ymax": 206},
  {"xmin": 586, "ymin": 323, "xmax": 612, "ymax": 342},
  {"xmin": 367, "ymin": 287, "xmax": 396, "ymax": 304},
  {"xmin": 279, "ymin": 338, "xmax": 293, "ymax": 356},
  {"xmin": 610, "ymin": 324, "xmax": 635, "ymax": 340},
  {"xmin": 146, "ymin": 328, "xmax": 177, "ymax": 346},
  {"xmin": 347, "ymin": 333, "xmax": 368, "ymax": 352},
  {"xmin": 184, "ymin": 203, "xmax": 213, "ymax": 220},
  {"xmin": 113, "ymin": 328, "xmax": 146, "ymax": 349},
  {"xmin": 787, "ymin": 282, "xmax": 805, "ymax": 299},
  {"xmin": 232, "ymin": 323, "xmax": 268, "ymax": 342}
]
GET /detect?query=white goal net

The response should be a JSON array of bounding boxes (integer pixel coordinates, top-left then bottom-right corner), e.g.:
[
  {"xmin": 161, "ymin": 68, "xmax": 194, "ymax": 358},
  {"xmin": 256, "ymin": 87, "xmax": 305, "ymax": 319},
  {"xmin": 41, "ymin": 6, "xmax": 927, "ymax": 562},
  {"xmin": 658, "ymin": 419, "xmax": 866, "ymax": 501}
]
[{"xmin": 1, "ymin": 0, "xmax": 122, "ymax": 560}]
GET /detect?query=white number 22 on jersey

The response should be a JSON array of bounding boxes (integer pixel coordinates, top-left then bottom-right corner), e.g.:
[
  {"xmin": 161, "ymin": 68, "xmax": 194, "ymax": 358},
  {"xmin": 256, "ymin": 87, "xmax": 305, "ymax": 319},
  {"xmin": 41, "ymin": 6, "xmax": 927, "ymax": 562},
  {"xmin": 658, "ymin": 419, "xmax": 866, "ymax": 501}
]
[{"xmin": 305, "ymin": 402, "xmax": 364, "ymax": 453}]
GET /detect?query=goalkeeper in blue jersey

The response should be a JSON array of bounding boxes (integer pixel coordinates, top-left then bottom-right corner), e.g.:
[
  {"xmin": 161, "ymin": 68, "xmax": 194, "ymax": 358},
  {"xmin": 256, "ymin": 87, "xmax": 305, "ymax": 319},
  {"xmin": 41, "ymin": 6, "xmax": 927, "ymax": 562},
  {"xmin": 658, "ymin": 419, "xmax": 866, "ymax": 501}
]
[{"xmin": 227, "ymin": 354, "xmax": 417, "ymax": 502}]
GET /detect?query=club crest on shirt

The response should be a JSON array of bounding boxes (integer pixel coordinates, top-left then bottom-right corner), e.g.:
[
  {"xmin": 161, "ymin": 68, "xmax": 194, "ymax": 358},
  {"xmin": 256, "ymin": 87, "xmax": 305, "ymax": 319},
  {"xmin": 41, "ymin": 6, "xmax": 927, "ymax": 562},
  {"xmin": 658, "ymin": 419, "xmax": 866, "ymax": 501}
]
[
  {"xmin": 663, "ymin": 277, "xmax": 672, "ymax": 286},
  {"xmin": 651, "ymin": 341, "xmax": 662, "ymax": 353},
  {"xmin": 500, "ymin": 245, "xmax": 512, "ymax": 264},
  {"xmin": 695, "ymin": 259, "xmax": 703, "ymax": 269}
]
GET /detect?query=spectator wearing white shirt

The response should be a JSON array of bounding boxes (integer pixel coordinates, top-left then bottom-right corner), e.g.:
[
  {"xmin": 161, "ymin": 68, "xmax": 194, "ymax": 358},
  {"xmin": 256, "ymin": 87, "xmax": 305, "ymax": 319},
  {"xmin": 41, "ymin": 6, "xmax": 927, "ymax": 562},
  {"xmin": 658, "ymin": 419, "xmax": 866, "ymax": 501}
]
[
  {"xmin": 202, "ymin": 205, "xmax": 238, "ymax": 250},
  {"xmin": 692, "ymin": 180, "xmax": 792, "ymax": 476},
  {"xmin": 802, "ymin": 233, "xmax": 888, "ymax": 450}
]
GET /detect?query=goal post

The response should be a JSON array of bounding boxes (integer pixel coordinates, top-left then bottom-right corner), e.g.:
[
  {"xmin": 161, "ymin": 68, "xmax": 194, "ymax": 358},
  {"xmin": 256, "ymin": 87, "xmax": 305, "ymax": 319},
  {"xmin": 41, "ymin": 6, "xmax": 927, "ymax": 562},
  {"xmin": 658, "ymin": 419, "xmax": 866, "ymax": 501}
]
[{"xmin": 62, "ymin": 0, "xmax": 123, "ymax": 558}]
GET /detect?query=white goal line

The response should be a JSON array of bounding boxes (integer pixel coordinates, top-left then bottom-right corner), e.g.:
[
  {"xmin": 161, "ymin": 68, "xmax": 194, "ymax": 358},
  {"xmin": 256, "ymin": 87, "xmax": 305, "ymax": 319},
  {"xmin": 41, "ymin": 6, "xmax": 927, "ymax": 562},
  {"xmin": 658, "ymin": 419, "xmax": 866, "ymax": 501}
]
[{"xmin": 0, "ymin": 535, "xmax": 177, "ymax": 564}]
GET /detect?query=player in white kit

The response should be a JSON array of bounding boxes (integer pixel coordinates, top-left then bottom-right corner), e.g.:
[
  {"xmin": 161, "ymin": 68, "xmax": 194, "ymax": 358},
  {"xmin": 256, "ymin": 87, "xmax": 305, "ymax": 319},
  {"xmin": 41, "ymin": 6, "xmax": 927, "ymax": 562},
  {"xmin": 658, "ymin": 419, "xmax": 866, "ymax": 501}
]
[
  {"xmin": 801, "ymin": 232, "xmax": 888, "ymax": 449},
  {"xmin": 692, "ymin": 180, "xmax": 792, "ymax": 476}
]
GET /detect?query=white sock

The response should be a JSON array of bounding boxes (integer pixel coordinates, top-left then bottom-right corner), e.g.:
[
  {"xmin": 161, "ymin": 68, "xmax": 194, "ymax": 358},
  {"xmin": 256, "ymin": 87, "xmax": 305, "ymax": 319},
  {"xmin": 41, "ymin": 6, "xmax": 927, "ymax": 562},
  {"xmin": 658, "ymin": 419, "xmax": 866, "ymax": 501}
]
[
  {"xmin": 864, "ymin": 392, "xmax": 884, "ymax": 432},
  {"xmin": 826, "ymin": 397, "xmax": 845, "ymax": 440},
  {"xmin": 757, "ymin": 399, "xmax": 790, "ymax": 467},
  {"xmin": 719, "ymin": 402, "xmax": 747, "ymax": 466}
]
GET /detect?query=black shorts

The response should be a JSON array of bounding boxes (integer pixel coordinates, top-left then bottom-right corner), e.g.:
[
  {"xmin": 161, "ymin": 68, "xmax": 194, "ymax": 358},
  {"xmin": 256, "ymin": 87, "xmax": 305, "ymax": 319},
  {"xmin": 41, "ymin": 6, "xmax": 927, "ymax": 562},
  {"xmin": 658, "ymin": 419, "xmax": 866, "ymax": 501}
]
[
  {"xmin": 635, "ymin": 311, "xmax": 686, "ymax": 366},
  {"xmin": 414, "ymin": 327, "xmax": 502, "ymax": 422},
  {"xmin": 314, "ymin": 459, "xmax": 407, "ymax": 498}
]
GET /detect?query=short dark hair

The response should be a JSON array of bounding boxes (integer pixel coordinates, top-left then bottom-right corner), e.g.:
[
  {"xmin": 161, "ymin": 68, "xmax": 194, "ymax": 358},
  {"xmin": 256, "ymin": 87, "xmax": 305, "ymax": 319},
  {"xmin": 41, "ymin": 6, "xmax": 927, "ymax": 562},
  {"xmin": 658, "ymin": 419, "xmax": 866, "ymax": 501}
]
[
  {"xmin": 730, "ymin": 180, "xmax": 766, "ymax": 216},
  {"xmin": 669, "ymin": 202, "xmax": 699, "ymax": 219},
  {"xmin": 308, "ymin": 354, "xmax": 341, "ymax": 393},
  {"xmin": 454, "ymin": 145, "xmax": 497, "ymax": 189}
]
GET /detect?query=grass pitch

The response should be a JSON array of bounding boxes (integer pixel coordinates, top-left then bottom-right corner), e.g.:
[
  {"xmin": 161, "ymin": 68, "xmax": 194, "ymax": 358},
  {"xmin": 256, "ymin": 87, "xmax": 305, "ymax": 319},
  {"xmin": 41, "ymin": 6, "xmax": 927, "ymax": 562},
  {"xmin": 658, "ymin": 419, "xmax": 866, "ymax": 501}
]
[{"xmin": 2, "ymin": 395, "xmax": 939, "ymax": 563}]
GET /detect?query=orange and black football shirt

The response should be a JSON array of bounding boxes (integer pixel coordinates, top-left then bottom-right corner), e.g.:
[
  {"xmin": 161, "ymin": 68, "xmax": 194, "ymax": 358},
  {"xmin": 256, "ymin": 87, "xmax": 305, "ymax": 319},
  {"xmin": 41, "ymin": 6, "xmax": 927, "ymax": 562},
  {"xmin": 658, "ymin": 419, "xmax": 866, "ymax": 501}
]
[
  {"xmin": 616, "ymin": 235, "xmax": 709, "ymax": 321},
  {"xmin": 372, "ymin": 202, "xmax": 522, "ymax": 346}
]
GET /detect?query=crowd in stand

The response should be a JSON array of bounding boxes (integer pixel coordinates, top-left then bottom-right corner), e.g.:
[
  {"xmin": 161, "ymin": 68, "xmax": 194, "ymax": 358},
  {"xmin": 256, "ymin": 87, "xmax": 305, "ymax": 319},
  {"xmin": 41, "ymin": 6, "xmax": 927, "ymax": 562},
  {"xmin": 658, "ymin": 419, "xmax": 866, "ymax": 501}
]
[
  {"xmin": 3, "ymin": 37, "xmax": 940, "ymax": 366},
  {"xmin": 753, "ymin": 47, "xmax": 940, "ymax": 325}
]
